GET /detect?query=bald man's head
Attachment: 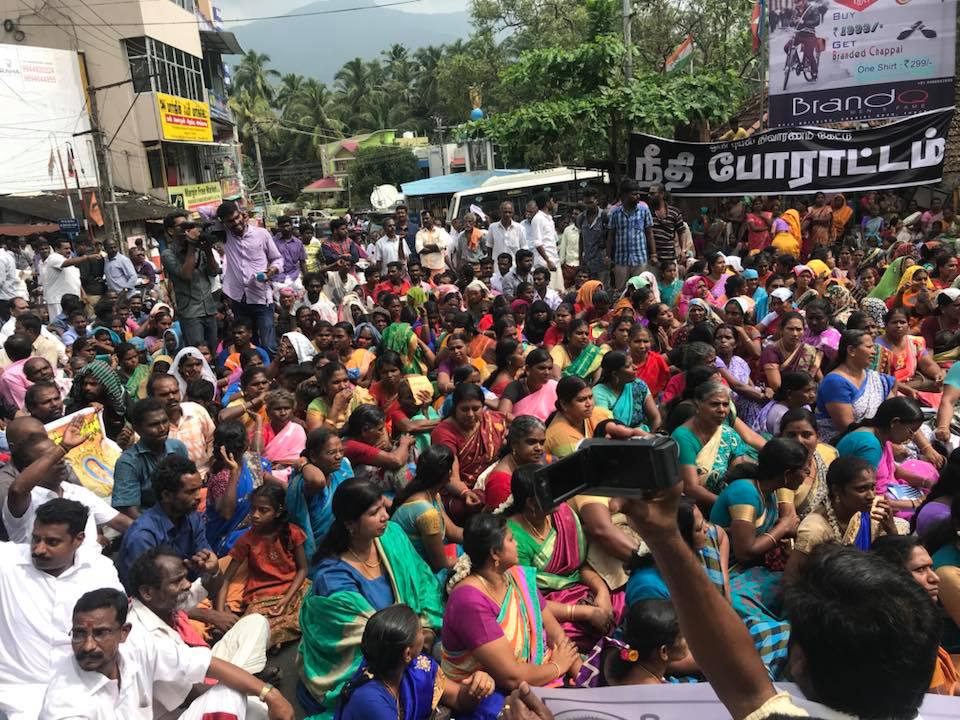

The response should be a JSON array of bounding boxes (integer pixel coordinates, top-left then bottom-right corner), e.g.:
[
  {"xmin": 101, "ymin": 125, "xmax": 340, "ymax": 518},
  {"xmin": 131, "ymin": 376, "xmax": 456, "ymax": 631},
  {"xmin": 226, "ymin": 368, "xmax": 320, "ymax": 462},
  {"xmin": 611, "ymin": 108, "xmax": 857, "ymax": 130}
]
[{"xmin": 6, "ymin": 416, "xmax": 45, "ymax": 449}]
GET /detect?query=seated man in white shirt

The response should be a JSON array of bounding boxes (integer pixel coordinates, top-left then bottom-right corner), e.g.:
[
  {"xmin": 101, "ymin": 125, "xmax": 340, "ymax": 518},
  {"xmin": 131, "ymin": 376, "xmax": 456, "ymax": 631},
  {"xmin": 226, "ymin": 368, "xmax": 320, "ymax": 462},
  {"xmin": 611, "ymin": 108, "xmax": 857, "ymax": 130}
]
[
  {"xmin": 127, "ymin": 545, "xmax": 272, "ymax": 720},
  {"xmin": 0, "ymin": 498, "xmax": 125, "ymax": 720},
  {"xmin": 4, "ymin": 422, "xmax": 131, "ymax": 548},
  {"xmin": 40, "ymin": 588, "xmax": 295, "ymax": 720},
  {"xmin": 624, "ymin": 486, "xmax": 940, "ymax": 720},
  {"xmin": 531, "ymin": 267, "xmax": 562, "ymax": 311}
]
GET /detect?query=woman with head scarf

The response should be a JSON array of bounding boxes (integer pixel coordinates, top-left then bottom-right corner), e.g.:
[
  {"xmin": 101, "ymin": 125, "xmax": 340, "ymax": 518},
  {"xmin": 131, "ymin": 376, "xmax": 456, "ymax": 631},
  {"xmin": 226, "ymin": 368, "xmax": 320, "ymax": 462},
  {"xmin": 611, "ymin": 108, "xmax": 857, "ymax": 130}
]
[
  {"xmin": 574, "ymin": 279, "xmax": 603, "ymax": 315},
  {"xmin": 868, "ymin": 256, "xmax": 914, "ymax": 300},
  {"xmin": 771, "ymin": 209, "xmax": 802, "ymax": 257},
  {"xmin": 831, "ymin": 194, "xmax": 853, "ymax": 240},
  {"xmin": 169, "ymin": 346, "xmax": 218, "ymax": 399},
  {"xmin": 65, "ymin": 359, "xmax": 129, "ymax": 441},
  {"xmin": 888, "ymin": 265, "xmax": 935, "ymax": 319},
  {"xmin": 677, "ymin": 275, "xmax": 718, "ymax": 320}
]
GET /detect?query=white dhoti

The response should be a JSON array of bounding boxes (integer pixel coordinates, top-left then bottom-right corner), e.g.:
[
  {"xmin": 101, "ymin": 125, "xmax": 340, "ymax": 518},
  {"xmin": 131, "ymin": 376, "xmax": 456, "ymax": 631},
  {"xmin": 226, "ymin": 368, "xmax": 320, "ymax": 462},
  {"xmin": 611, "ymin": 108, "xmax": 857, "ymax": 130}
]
[{"xmin": 210, "ymin": 613, "xmax": 269, "ymax": 675}]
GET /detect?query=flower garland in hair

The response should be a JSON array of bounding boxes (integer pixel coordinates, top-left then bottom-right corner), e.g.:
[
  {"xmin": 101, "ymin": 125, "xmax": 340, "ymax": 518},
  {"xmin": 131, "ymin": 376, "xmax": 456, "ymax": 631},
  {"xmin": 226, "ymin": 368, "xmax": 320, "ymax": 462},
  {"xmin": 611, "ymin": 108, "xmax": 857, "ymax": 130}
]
[
  {"xmin": 492, "ymin": 495, "xmax": 513, "ymax": 516},
  {"xmin": 446, "ymin": 553, "xmax": 472, "ymax": 594}
]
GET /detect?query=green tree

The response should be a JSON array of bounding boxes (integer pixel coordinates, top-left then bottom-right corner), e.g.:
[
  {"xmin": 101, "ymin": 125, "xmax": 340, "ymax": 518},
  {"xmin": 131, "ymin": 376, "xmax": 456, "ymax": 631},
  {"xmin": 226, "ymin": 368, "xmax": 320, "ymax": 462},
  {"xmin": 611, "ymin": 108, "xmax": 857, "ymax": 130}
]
[
  {"xmin": 275, "ymin": 73, "xmax": 305, "ymax": 117},
  {"xmin": 346, "ymin": 145, "xmax": 420, "ymax": 205},
  {"xmin": 233, "ymin": 51, "xmax": 280, "ymax": 104}
]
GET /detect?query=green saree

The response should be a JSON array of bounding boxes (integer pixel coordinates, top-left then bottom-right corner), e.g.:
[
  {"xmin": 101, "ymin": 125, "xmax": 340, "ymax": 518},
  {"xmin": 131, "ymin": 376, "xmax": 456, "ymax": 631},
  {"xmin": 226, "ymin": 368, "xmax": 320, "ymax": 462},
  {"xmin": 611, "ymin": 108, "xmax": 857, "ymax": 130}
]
[{"xmin": 298, "ymin": 522, "xmax": 444, "ymax": 719}]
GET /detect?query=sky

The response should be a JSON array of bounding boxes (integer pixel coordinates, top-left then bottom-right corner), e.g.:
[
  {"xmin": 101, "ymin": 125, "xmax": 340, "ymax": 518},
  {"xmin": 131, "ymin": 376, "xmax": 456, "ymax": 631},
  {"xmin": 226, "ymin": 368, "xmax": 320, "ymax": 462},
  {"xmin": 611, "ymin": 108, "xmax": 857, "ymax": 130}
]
[{"xmin": 224, "ymin": 0, "xmax": 469, "ymax": 20}]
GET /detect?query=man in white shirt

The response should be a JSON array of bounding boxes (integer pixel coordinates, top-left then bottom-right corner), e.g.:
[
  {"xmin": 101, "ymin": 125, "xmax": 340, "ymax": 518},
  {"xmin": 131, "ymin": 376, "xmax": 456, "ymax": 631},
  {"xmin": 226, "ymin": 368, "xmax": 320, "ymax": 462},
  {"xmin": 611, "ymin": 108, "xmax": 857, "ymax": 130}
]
[
  {"xmin": 414, "ymin": 210, "xmax": 448, "ymax": 281},
  {"xmin": 126, "ymin": 546, "xmax": 274, "ymax": 720},
  {"xmin": 4, "ymin": 424, "xmax": 131, "ymax": 549},
  {"xmin": 485, "ymin": 201, "xmax": 526, "ymax": 267},
  {"xmin": 40, "ymin": 587, "xmax": 294, "ymax": 720},
  {"xmin": 529, "ymin": 192, "xmax": 563, "ymax": 290},
  {"xmin": 38, "ymin": 238, "xmax": 99, "ymax": 319},
  {"xmin": 531, "ymin": 267, "xmax": 562, "ymax": 310},
  {"xmin": 0, "ymin": 243, "xmax": 25, "ymax": 322},
  {"xmin": 373, "ymin": 218, "xmax": 406, "ymax": 275},
  {"xmin": 0, "ymin": 498, "xmax": 124, "ymax": 719}
]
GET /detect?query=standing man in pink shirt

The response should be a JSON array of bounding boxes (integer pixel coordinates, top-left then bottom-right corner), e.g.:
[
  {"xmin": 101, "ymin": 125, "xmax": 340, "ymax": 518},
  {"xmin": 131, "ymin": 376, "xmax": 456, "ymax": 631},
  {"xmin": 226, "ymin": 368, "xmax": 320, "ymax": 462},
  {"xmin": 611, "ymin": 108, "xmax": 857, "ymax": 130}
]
[{"xmin": 216, "ymin": 201, "xmax": 283, "ymax": 357}]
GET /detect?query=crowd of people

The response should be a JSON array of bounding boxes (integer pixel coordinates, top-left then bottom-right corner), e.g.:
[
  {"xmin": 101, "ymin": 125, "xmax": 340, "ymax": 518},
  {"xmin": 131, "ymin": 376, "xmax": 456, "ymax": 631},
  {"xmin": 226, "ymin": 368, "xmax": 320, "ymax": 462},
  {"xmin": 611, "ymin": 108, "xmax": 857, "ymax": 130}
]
[{"xmin": 0, "ymin": 181, "xmax": 959, "ymax": 720}]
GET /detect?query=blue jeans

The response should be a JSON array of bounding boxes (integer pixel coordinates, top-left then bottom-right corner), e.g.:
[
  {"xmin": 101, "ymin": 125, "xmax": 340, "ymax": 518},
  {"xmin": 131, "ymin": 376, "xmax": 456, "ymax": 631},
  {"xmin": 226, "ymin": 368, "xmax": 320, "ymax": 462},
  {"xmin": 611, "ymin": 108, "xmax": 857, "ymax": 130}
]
[
  {"xmin": 179, "ymin": 315, "xmax": 218, "ymax": 353},
  {"xmin": 230, "ymin": 298, "xmax": 276, "ymax": 357}
]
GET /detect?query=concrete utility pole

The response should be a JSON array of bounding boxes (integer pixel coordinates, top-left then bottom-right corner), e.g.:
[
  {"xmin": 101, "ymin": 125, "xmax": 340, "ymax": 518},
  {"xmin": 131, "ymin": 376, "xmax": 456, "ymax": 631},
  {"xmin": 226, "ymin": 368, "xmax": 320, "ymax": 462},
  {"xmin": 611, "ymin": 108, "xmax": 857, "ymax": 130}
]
[
  {"xmin": 85, "ymin": 90, "xmax": 122, "ymax": 243},
  {"xmin": 622, "ymin": 0, "xmax": 633, "ymax": 81},
  {"xmin": 252, "ymin": 124, "xmax": 268, "ymax": 193}
]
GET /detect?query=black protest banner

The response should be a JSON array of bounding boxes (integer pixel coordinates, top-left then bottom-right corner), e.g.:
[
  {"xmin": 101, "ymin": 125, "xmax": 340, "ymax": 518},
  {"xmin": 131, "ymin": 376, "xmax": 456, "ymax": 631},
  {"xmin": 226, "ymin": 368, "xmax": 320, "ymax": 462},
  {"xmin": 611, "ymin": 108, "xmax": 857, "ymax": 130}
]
[{"xmin": 628, "ymin": 108, "xmax": 953, "ymax": 196}]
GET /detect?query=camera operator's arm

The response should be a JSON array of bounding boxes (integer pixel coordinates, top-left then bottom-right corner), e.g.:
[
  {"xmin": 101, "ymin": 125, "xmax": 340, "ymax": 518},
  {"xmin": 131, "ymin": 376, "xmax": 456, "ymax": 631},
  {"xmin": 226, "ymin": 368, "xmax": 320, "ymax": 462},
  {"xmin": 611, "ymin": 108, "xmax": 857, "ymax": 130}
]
[
  {"xmin": 625, "ymin": 486, "xmax": 781, "ymax": 720},
  {"xmin": 202, "ymin": 238, "xmax": 221, "ymax": 276},
  {"xmin": 577, "ymin": 498, "xmax": 638, "ymax": 562}
]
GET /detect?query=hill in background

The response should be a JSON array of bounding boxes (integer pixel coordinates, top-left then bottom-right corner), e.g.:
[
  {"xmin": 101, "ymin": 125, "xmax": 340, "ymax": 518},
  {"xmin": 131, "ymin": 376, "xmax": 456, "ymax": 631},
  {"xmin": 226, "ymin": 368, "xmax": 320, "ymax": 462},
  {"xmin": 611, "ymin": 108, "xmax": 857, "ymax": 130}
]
[{"xmin": 229, "ymin": 0, "xmax": 471, "ymax": 83}]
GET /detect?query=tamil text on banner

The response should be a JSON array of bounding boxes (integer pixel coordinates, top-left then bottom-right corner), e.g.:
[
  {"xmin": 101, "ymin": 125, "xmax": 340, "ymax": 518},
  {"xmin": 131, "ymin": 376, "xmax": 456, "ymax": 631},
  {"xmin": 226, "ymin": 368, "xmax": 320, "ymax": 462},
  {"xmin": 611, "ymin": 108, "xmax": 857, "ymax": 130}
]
[
  {"xmin": 533, "ymin": 682, "xmax": 960, "ymax": 720},
  {"xmin": 157, "ymin": 91, "xmax": 214, "ymax": 143},
  {"xmin": 169, "ymin": 181, "xmax": 223, "ymax": 215},
  {"xmin": 44, "ymin": 408, "xmax": 121, "ymax": 498},
  {"xmin": 629, "ymin": 108, "xmax": 952, "ymax": 196},
  {"xmin": 767, "ymin": 0, "xmax": 956, "ymax": 127}
]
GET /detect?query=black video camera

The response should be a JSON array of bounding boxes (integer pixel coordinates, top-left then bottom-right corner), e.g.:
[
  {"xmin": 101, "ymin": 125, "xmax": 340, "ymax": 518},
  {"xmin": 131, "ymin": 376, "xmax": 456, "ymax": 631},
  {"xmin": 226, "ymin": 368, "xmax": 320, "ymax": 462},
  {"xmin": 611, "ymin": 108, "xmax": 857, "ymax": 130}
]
[{"xmin": 531, "ymin": 437, "xmax": 680, "ymax": 512}]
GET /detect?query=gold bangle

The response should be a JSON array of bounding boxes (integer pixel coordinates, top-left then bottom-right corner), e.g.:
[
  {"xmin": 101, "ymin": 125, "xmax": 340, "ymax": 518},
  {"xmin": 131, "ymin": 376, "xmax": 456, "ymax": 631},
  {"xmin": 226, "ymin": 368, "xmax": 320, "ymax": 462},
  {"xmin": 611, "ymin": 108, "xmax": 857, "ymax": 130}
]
[
  {"xmin": 257, "ymin": 683, "xmax": 274, "ymax": 702},
  {"xmin": 568, "ymin": 605, "xmax": 574, "ymax": 621},
  {"xmin": 548, "ymin": 661, "xmax": 561, "ymax": 678},
  {"xmin": 762, "ymin": 532, "xmax": 778, "ymax": 548}
]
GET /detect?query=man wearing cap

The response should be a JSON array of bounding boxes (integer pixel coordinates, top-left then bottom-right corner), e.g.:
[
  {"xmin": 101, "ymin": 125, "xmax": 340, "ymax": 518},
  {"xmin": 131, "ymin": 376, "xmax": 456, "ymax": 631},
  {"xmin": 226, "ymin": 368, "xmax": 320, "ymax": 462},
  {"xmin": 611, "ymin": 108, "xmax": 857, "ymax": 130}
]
[{"xmin": 161, "ymin": 220, "xmax": 221, "ymax": 351}]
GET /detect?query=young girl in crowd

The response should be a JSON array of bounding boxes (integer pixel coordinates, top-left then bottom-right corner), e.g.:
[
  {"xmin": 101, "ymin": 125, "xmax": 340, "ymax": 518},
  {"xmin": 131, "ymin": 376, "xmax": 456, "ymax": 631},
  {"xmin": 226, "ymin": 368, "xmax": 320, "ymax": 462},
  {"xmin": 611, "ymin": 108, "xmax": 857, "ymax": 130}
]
[{"xmin": 215, "ymin": 484, "xmax": 309, "ymax": 650}]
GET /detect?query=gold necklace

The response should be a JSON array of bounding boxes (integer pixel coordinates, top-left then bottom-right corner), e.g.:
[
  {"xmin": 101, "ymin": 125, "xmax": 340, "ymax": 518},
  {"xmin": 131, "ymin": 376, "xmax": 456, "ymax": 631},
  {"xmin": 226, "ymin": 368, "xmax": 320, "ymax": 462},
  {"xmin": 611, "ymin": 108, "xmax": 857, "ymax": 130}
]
[
  {"xmin": 475, "ymin": 572, "xmax": 505, "ymax": 601},
  {"xmin": 522, "ymin": 514, "xmax": 551, "ymax": 542},
  {"xmin": 635, "ymin": 661, "xmax": 664, "ymax": 683},
  {"xmin": 348, "ymin": 546, "xmax": 380, "ymax": 569}
]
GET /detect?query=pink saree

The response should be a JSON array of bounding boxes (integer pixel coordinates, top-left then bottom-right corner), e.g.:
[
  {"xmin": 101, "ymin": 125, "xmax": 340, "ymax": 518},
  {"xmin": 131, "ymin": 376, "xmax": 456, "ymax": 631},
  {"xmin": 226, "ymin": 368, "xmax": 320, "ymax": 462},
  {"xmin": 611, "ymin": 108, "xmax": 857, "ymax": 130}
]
[{"xmin": 262, "ymin": 421, "xmax": 307, "ymax": 485}]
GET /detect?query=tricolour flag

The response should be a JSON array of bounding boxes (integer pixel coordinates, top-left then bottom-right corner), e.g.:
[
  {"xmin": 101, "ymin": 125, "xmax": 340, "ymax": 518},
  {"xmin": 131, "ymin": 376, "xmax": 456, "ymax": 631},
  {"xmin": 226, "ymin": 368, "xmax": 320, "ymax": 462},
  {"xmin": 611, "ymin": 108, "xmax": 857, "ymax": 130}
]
[
  {"xmin": 665, "ymin": 35, "xmax": 694, "ymax": 74},
  {"xmin": 751, "ymin": 0, "xmax": 766, "ymax": 52}
]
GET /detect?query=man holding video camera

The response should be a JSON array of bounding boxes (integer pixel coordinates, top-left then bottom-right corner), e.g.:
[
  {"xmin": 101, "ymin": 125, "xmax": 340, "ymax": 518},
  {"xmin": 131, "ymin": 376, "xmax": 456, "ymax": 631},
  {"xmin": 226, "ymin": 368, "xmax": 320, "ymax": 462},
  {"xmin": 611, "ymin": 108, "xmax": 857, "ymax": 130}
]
[{"xmin": 160, "ymin": 214, "xmax": 221, "ymax": 351}]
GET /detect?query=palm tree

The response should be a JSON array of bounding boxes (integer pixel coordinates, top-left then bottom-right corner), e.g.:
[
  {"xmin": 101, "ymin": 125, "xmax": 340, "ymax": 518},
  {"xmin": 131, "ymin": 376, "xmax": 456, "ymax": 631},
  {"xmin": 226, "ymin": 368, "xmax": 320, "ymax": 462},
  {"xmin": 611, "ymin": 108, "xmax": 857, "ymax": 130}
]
[
  {"xmin": 289, "ymin": 79, "xmax": 345, "ymax": 153},
  {"xmin": 381, "ymin": 43, "xmax": 409, "ymax": 73},
  {"xmin": 358, "ymin": 91, "xmax": 413, "ymax": 133},
  {"xmin": 232, "ymin": 51, "xmax": 279, "ymax": 104},
  {"xmin": 413, "ymin": 45, "xmax": 445, "ymax": 107},
  {"xmin": 275, "ymin": 73, "xmax": 305, "ymax": 117}
]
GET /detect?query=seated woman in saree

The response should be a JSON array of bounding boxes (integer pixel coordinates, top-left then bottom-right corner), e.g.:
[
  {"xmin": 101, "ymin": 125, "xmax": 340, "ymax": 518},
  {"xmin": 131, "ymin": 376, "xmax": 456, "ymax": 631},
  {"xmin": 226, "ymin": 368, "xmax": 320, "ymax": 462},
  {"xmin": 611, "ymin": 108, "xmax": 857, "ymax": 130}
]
[
  {"xmin": 480, "ymin": 415, "xmax": 549, "ymax": 511},
  {"xmin": 626, "ymin": 497, "xmax": 730, "ymax": 606},
  {"xmin": 722, "ymin": 296, "xmax": 762, "ymax": 361},
  {"xmin": 496, "ymin": 348, "xmax": 558, "ymax": 423},
  {"xmin": 332, "ymin": 321, "xmax": 375, "ymax": 387},
  {"xmin": 644, "ymin": 302, "xmax": 683, "ymax": 355},
  {"xmin": 267, "ymin": 331, "xmax": 317, "ymax": 384},
  {"xmin": 771, "ymin": 208, "xmax": 801, "ymax": 257},
  {"xmin": 877, "ymin": 307, "xmax": 945, "ymax": 400},
  {"xmin": 502, "ymin": 464, "xmax": 624, "ymax": 652},
  {"xmin": 306, "ymin": 361, "xmax": 374, "ymax": 432},
  {"xmin": 708, "ymin": 438, "xmax": 810, "ymax": 679},
  {"xmin": 286, "ymin": 427, "xmax": 355, "ymax": 567},
  {"xmin": 835, "ymin": 397, "xmax": 938, "ymax": 520},
  {"xmin": 336, "ymin": 604, "xmax": 497, "ymax": 720},
  {"xmin": 437, "ymin": 333, "xmax": 490, "ymax": 395},
  {"xmin": 671, "ymin": 381, "xmax": 752, "ymax": 509},
  {"xmin": 600, "ymin": 600, "xmax": 689, "ymax": 687},
  {"xmin": 257, "ymin": 389, "xmax": 306, "ymax": 485},
  {"xmin": 64, "ymin": 359, "xmax": 130, "ymax": 441},
  {"xmin": 299, "ymin": 478, "xmax": 444, "ymax": 718},
  {"xmin": 205, "ymin": 420, "xmax": 265, "ymax": 555},
  {"xmin": 888, "ymin": 264, "xmax": 936, "ymax": 319},
  {"xmin": 430, "ymin": 383, "xmax": 507, "ymax": 519},
  {"xmin": 592, "ymin": 351, "xmax": 660, "ymax": 433},
  {"xmin": 441, "ymin": 513, "xmax": 582, "ymax": 697},
  {"xmin": 931, "ymin": 250, "xmax": 958, "ymax": 290},
  {"xmin": 221, "ymin": 348, "xmax": 265, "ymax": 407},
  {"xmin": 391, "ymin": 445, "xmax": 463, "ymax": 573},
  {"xmin": 169, "ymin": 346, "xmax": 218, "ymax": 401},
  {"xmin": 629, "ymin": 325, "xmax": 670, "ymax": 399},
  {"xmin": 815, "ymin": 329, "xmax": 896, "ymax": 441},
  {"xmin": 676, "ymin": 275, "xmax": 719, "ymax": 322},
  {"xmin": 785, "ymin": 456, "xmax": 902, "ymax": 583},
  {"xmin": 603, "ymin": 316, "xmax": 634, "ymax": 355},
  {"xmin": 756, "ymin": 371, "xmax": 817, "ymax": 437},
  {"xmin": 485, "ymin": 338, "xmax": 525, "ymax": 402},
  {"xmin": 671, "ymin": 298, "xmax": 719, "ymax": 350},
  {"xmin": 801, "ymin": 300, "xmax": 841, "ymax": 365},
  {"xmin": 777, "ymin": 408, "xmax": 836, "ymax": 519},
  {"xmin": 341, "ymin": 404, "xmax": 415, "ymax": 495},
  {"xmin": 218, "ymin": 365, "xmax": 270, "ymax": 431},
  {"xmin": 549, "ymin": 318, "xmax": 605, "ymax": 382},
  {"xmin": 545, "ymin": 376, "xmax": 645, "ymax": 460},
  {"xmin": 759, "ymin": 312, "xmax": 823, "ymax": 393},
  {"xmin": 380, "ymin": 319, "xmax": 436, "ymax": 375},
  {"xmin": 921, "ymin": 288, "xmax": 960, "ymax": 365},
  {"xmin": 713, "ymin": 324, "xmax": 768, "ymax": 431},
  {"xmin": 871, "ymin": 535, "xmax": 960, "ymax": 697}
]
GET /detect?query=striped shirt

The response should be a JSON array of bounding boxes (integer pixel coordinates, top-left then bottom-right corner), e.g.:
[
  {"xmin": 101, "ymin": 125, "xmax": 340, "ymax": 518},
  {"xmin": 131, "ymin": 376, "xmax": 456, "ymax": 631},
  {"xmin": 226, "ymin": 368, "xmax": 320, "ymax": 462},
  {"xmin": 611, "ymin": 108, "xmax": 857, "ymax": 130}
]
[
  {"xmin": 650, "ymin": 204, "xmax": 684, "ymax": 261},
  {"xmin": 609, "ymin": 202, "xmax": 653, "ymax": 265}
]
